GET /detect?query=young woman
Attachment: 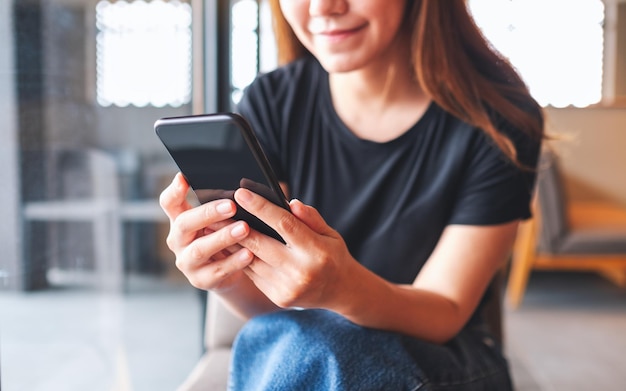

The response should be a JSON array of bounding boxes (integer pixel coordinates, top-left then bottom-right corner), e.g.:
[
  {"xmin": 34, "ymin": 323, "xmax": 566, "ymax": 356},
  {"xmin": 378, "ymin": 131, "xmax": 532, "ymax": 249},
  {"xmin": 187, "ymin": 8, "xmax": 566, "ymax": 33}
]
[{"xmin": 160, "ymin": 0, "xmax": 546, "ymax": 389}]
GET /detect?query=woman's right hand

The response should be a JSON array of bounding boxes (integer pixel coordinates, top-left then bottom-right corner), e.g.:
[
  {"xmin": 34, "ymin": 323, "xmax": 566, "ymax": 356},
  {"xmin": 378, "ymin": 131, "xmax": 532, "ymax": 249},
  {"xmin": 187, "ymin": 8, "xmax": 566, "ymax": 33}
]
[{"xmin": 159, "ymin": 173, "xmax": 255, "ymax": 292}]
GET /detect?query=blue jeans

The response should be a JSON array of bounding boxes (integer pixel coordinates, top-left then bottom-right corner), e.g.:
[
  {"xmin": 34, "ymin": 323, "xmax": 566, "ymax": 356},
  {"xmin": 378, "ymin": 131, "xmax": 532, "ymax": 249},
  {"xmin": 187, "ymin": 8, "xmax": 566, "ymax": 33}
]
[{"xmin": 228, "ymin": 309, "xmax": 512, "ymax": 391}]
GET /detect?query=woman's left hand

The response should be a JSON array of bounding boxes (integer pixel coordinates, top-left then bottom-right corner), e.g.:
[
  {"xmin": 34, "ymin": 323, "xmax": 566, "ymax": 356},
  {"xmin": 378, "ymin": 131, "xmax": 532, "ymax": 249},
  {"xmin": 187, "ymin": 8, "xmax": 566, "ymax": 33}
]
[{"xmin": 234, "ymin": 188, "xmax": 355, "ymax": 310}]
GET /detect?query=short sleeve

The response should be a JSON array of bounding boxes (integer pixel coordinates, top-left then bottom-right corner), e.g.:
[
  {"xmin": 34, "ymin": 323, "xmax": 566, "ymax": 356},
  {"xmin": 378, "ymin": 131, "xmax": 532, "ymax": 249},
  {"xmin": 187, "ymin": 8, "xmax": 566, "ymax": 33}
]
[{"xmin": 449, "ymin": 125, "xmax": 541, "ymax": 226}]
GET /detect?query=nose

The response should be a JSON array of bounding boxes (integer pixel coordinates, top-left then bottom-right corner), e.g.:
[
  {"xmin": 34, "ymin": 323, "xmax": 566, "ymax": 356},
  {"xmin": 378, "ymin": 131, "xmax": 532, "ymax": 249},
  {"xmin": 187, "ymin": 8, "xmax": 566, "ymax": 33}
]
[{"xmin": 309, "ymin": 0, "xmax": 348, "ymax": 16}]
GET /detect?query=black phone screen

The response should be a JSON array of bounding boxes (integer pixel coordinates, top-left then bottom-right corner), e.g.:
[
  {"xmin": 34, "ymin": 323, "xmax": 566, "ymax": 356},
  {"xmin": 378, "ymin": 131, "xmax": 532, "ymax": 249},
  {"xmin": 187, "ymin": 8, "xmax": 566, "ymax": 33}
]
[{"xmin": 155, "ymin": 113, "xmax": 289, "ymax": 242}]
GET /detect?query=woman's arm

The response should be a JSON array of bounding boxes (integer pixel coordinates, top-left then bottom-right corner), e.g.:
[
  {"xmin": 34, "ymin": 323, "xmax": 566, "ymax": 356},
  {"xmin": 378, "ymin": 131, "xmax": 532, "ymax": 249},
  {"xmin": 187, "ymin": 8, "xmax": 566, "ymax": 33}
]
[
  {"xmin": 334, "ymin": 222, "xmax": 518, "ymax": 344},
  {"xmin": 235, "ymin": 188, "xmax": 519, "ymax": 343}
]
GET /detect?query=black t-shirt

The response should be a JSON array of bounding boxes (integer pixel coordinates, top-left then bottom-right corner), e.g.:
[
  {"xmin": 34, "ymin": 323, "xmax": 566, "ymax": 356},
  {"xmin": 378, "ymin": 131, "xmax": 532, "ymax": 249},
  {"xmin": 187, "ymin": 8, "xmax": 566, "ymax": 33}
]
[{"xmin": 237, "ymin": 55, "xmax": 541, "ymax": 285}]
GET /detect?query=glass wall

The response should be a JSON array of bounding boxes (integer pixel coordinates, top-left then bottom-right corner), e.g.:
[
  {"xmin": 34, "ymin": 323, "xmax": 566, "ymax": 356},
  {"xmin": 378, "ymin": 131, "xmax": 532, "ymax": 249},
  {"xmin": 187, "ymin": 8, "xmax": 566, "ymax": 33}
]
[
  {"xmin": 0, "ymin": 0, "xmax": 202, "ymax": 389},
  {"xmin": 0, "ymin": 0, "xmax": 276, "ymax": 387}
]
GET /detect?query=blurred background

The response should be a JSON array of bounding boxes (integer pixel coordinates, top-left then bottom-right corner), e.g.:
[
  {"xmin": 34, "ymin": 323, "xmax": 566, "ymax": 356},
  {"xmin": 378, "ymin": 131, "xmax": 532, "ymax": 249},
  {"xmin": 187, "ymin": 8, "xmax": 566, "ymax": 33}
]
[{"xmin": 0, "ymin": 0, "xmax": 625, "ymax": 390}]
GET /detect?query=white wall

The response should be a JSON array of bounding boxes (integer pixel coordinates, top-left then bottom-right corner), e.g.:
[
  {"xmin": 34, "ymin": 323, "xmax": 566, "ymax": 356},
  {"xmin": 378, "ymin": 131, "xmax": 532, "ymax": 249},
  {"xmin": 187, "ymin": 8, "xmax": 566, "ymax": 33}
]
[{"xmin": 545, "ymin": 106, "xmax": 626, "ymax": 205}]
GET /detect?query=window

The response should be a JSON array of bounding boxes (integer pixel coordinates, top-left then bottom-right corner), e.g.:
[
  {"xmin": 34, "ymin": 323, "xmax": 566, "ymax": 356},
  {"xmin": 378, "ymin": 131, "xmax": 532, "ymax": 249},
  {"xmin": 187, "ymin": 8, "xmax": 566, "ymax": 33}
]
[
  {"xmin": 231, "ymin": 0, "xmax": 260, "ymax": 104},
  {"xmin": 229, "ymin": 0, "xmax": 277, "ymax": 107},
  {"xmin": 96, "ymin": 0, "xmax": 192, "ymax": 107},
  {"xmin": 469, "ymin": 0, "xmax": 605, "ymax": 108}
]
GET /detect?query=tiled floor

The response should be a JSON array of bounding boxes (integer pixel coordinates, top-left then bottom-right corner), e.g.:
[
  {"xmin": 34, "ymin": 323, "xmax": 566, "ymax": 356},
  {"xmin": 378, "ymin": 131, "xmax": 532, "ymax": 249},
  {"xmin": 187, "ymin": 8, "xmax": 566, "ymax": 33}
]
[
  {"xmin": 1, "ymin": 270, "xmax": 625, "ymax": 391},
  {"xmin": 504, "ymin": 271, "xmax": 626, "ymax": 391},
  {"xmin": 0, "ymin": 274, "xmax": 203, "ymax": 391}
]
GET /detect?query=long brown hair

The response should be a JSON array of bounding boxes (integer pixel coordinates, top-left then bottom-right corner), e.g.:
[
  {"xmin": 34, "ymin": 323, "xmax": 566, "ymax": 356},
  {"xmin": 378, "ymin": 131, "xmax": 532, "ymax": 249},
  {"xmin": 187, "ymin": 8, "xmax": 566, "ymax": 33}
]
[{"xmin": 268, "ymin": 0, "xmax": 546, "ymax": 166}]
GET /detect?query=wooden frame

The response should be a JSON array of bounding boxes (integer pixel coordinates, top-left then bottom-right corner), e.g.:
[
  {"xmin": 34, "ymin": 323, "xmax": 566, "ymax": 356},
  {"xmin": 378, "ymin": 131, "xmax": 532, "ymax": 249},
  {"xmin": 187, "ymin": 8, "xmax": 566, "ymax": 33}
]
[{"xmin": 506, "ymin": 201, "xmax": 626, "ymax": 309}]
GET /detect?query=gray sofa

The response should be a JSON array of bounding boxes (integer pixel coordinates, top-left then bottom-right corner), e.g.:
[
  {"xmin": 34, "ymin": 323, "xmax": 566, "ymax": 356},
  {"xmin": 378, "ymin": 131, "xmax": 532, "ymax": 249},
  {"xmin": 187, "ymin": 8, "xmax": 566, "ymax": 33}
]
[{"xmin": 177, "ymin": 292, "xmax": 245, "ymax": 391}]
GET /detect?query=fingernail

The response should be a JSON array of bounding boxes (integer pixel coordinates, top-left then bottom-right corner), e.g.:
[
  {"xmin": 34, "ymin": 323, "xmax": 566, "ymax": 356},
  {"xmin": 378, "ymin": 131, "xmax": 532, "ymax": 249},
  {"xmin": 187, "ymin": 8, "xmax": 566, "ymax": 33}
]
[
  {"xmin": 231, "ymin": 222, "xmax": 247, "ymax": 238},
  {"xmin": 237, "ymin": 188, "xmax": 253, "ymax": 203},
  {"xmin": 237, "ymin": 249, "xmax": 252, "ymax": 262},
  {"xmin": 217, "ymin": 201, "xmax": 234, "ymax": 215},
  {"xmin": 175, "ymin": 173, "xmax": 186, "ymax": 190}
]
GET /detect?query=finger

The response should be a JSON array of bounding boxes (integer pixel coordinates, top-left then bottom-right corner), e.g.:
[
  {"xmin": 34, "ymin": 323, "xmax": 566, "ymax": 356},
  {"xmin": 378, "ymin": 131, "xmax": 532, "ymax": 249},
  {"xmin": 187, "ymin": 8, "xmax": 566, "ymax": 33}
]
[
  {"xmin": 245, "ymin": 255, "xmax": 274, "ymax": 279},
  {"xmin": 177, "ymin": 220, "xmax": 250, "ymax": 271},
  {"xmin": 168, "ymin": 199, "xmax": 237, "ymax": 250},
  {"xmin": 243, "ymin": 262, "xmax": 301, "ymax": 309},
  {"xmin": 212, "ymin": 243, "xmax": 244, "ymax": 261},
  {"xmin": 234, "ymin": 188, "xmax": 312, "ymax": 246},
  {"xmin": 289, "ymin": 199, "xmax": 336, "ymax": 237},
  {"xmin": 234, "ymin": 226, "xmax": 288, "ymax": 269},
  {"xmin": 243, "ymin": 265, "xmax": 280, "ymax": 303},
  {"xmin": 159, "ymin": 173, "xmax": 192, "ymax": 221},
  {"xmin": 189, "ymin": 248, "xmax": 254, "ymax": 290}
]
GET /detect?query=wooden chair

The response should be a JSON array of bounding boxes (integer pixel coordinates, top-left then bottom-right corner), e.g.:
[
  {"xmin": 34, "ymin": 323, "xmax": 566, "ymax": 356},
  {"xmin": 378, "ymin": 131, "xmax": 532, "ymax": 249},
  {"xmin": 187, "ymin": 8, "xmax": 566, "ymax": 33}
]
[{"xmin": 506, "ymin": 149, "xmax": 626, "ymax": 309}]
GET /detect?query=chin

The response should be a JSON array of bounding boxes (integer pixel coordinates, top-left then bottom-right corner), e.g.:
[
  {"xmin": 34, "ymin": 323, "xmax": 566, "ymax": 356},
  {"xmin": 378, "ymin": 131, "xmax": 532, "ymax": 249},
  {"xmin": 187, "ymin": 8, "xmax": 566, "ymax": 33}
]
[{"xmin": 316, "ymin": 55, "xmax": 367, "ymax": 74}]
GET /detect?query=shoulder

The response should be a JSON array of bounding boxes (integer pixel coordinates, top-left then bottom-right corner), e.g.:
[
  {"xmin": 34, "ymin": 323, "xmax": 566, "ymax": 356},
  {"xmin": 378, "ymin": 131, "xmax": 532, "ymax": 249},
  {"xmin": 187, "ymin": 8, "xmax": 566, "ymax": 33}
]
[
  {"xmin": 236, "ymin": 55, "xmax": 327, "ymax": 140},
  {"xmin": 490, "ymin": 100, "xmax": 544, "ymax": 171},
  {"xmin": 445, "ymin": 101, "xmax": 543, "ymax": 224},
  {"xmin": 438, "ymin": 99, "xmax": 542, "ymax": 172}
]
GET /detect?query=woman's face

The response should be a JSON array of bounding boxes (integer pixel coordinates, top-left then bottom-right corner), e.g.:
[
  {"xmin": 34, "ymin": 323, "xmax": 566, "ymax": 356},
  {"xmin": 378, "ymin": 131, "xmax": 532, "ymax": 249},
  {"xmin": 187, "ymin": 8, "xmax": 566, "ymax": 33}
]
[{"xmin": 279, "ymin": 0, "xmax": 408, "ymax": 73}]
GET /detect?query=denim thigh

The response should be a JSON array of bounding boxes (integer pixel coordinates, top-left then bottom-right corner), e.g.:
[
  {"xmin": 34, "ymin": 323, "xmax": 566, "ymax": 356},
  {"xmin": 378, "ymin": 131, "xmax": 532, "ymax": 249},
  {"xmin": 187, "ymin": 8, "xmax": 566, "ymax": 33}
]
[{"xmin": 228, "ymin": 309, "xmax": 512, "ymax": 391}]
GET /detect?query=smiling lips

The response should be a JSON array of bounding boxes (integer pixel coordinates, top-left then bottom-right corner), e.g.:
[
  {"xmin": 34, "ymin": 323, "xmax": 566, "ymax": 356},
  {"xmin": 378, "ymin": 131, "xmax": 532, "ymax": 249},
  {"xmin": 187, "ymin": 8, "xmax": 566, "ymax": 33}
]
[{"xmin": 311, "ymin": 23, "xmax": 367, "ymax": 42}]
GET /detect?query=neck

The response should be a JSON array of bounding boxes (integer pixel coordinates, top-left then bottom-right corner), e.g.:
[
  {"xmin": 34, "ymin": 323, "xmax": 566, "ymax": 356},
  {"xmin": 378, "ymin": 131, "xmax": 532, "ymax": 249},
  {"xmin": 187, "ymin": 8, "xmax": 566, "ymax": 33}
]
[
  {"xmin": 327, "ymin": 38, "xmax": 431, "ymax": 142},
  {"xmin": 329, "ymin": 59, "xmax": 420, "ymax": 108}
]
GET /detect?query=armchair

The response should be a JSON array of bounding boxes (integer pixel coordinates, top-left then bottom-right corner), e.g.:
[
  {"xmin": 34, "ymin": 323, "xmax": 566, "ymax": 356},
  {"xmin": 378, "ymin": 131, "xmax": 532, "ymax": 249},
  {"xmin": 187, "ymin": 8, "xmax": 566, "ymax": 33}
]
[{"xmin": 506, "ymin": 149, "xmax": 626, "ymax": 309}]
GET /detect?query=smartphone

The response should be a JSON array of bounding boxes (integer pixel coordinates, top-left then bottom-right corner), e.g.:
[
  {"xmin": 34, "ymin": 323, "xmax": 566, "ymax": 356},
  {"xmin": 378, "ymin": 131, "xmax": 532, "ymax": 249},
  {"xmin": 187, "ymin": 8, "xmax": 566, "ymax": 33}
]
[{"xmin": 154, "ymin": 112, "xmax": 290, "ymax": 242}]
